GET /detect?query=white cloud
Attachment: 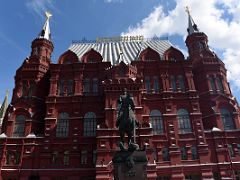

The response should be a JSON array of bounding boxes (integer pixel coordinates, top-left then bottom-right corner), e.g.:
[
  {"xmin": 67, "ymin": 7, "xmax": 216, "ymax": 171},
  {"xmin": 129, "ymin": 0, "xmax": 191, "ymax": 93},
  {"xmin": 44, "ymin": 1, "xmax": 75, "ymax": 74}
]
[
  {"xmin": 122, "ymin": 6, "xmax": 184, "ymax": 38},
  {"xmin": 122, "ymin": 0, "xmax": 240, "ymax": 97},
  {"xmin": 223, "ymin": 49, "xmax": 240, "ymax": 90},
  {"xmin": 26, "ymin": 0, "xmax": 56, "ymax": 18}
]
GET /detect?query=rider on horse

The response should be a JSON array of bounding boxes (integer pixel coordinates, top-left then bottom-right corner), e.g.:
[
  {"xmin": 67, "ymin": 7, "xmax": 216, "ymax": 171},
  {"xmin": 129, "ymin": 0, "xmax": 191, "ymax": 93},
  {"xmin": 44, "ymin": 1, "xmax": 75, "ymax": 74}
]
[{"xmin": 116, "ymin": 88, "xmax": 139, "ymax": 151}]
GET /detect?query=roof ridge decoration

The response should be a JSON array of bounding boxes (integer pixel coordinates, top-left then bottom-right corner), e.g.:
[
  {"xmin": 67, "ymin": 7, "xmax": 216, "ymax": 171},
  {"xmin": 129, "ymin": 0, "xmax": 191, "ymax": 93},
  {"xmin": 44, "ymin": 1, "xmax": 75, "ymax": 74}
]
[
  {"xmin": 38, "ymin": 11, "xmax": 52, "ymax": 40},
  {"xmin": 185, "ymin": 6, "xmax": 199, "ymax": 35}
]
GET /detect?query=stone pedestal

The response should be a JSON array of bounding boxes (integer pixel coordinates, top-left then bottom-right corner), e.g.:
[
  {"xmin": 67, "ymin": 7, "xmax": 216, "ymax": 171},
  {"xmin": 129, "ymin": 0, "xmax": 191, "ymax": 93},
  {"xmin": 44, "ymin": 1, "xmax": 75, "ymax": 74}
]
[{"xmin": 112, "ymin": 150, "xmax": 147, "ymax": 180}]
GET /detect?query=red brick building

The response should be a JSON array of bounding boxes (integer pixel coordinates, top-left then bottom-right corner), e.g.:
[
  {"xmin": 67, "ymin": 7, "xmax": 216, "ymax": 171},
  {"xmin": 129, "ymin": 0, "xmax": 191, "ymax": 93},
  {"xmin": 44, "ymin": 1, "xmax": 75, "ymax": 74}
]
[{"xmin": 0, "ymin": 11, "xmax": 240, "ymax": 180}]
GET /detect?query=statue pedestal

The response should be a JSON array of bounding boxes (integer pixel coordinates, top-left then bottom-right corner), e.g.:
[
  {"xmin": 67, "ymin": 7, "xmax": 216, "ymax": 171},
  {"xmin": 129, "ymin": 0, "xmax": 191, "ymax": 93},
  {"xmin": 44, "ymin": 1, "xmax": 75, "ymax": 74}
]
[{"xmin": 112, "ymin": 150, "xmax": 148, "ymax": 180}]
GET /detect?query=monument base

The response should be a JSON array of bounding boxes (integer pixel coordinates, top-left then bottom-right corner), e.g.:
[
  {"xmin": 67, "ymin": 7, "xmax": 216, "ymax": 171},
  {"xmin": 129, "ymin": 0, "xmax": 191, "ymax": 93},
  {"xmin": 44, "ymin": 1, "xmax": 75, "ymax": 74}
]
[{"xmin": 112, "ymin": 150, "xmax": 147, "ymax": 180}]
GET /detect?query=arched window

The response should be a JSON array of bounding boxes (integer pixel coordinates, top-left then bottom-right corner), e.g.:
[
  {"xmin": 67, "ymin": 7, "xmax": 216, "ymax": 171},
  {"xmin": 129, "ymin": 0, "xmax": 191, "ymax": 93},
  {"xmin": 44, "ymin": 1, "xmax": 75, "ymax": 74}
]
[
  {"xmin": 83, "ymin": 78, "xmax": 90, "ymax": 94},
  {"xmin": 209, "ymin": 76, "xmax": 216, "ymax": 91},
  {"xmin": 56, "ymin": 112, "xmax": 69, "ymax": 137},
  {"xmin": 216, "ymin": 77, "xmax": 224, "ymax": 92},
  {"xmin": 92, "ymin": 78, "xmax": 98, "ymax": 93},
  {"xmin": 150, "ymin": 110, "xmax": 164, "ymax": 134},
  {"xmin": 162, "ymin": 147, "xmax": 170, "ymax": 161},
  {"xmin": 67, "ymin": 80, "xmax": 74, "ymax": 96},
  {"xmin": 153, "ymin": 76, "xmax": 159, "ymax": 93},
  {"xmin": 145, "ymin": 76, "xmax": 151, "ymax": 93},
  {"xmin": 177, "ymin": 109, "xmax": 192, "ymax": 133},
  {"xmin": 83, "ymin": 112, "xmax": 96, "ymax": 136},
  {"xmin": 180, "ymin": 146, "xmax": 187, "ymax": 160},
  {"xmin": 13, "ymin": 115, "xmax": 26, "ymax": 137},
  {"xmin": 59, "ymin": 80, "xmax": 64, "ymax": 96},
  {"xmin": 220, "ymin": 108, "xmax": 235, "ymax": 130},
  {"xmin": 170, "ymin": 75, "xmax": 177, "ymax": 92},
  {"xmin": 178, "ymin": 75, "xmax": 185, "ymax": 92},
  {"xmin": 28, "ymin": 81, "xmax": 35, "ymax": 97},
  {"xmin": 191, "ymin": 146, "xmax": 198, "ymax": 160}
]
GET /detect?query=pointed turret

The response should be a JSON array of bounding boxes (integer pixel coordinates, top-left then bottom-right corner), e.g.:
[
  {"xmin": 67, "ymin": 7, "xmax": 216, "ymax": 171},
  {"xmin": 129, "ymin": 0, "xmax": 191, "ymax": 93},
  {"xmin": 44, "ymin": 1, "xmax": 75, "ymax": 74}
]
[
  {"xmin": 185, "ymin": 8, "xmax": 238, "ymax": 133},
  {"xmin": 185, "ymin": 7, "xmax": 209, "ymax": 58},
  {"xmin": 0, "ymin": 90, "xmax": 9, "ymax": 125},
  {"xmin": 29, "ymin": 11, "xmax": 54, "ymax": 65},
  {"xmin": 38, "ymin": 11, "xmax": 52, "ymax": 40},
  {"xmin": 186, "ymin": 6, "xmax": 199, "ymax": 35},
  {"xmin": 6, "ymin": 12, "xmax": 53, "ymax": 137}
]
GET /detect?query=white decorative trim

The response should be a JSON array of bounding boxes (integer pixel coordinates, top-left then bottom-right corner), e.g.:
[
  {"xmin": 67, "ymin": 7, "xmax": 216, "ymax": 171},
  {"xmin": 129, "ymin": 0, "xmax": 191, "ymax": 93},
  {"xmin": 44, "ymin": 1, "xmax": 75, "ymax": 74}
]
[
  {"xmin": 0, "ymin": 133, "xmax": 7, "ymax": 138},
  {"xmin": 26, "ymin": 133, "xmax": 36, "ymax": 138}
]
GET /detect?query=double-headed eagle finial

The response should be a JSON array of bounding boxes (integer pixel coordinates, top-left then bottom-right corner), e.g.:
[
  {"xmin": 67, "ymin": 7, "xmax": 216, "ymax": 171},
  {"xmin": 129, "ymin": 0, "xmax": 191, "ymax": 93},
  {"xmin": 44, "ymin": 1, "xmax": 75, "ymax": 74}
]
[{"xmin": 45, "ymin": 11, "xmax": 52, "ymax": 20}]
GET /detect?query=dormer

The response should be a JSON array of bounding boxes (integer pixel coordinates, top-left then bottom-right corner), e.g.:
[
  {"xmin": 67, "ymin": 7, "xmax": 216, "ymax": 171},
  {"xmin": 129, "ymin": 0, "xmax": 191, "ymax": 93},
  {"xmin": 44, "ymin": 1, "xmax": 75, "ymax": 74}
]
[
  {"xmin": 81, "ymin": 48, "xmax": 103, "ymax": 63},
  {"xmin": 164, "ymin": 46, "xmax": 184, "ymax": 61},
  {"xmin": 139, "ymin": 47, "xmax": 160, "ymax": 61},
  {"xmin": 58, "ymin": 50, "xmax": 78, "ymax": 64}
]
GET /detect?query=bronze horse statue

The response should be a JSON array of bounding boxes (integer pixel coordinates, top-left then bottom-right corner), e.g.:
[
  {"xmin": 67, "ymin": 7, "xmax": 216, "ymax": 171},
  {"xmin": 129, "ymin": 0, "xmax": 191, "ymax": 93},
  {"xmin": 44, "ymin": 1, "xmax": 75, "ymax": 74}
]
[{"xmin": 116, "ymin": 89, "xmax": 139, "ymax": 151}]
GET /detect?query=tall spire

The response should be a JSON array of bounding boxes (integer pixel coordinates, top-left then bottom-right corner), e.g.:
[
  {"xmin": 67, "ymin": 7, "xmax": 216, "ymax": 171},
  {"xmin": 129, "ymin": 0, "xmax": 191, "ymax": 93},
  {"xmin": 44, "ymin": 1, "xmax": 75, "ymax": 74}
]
[
  {"xmin": 186, "ymin": 6, "xmax": 199, "ymax": 35},
  {"xmin": 0, "ymin": 90, "xmax": 9, "ymax": 125},
  {"xmin": 38, "ymin": 11, "xmax": 52, "ymax": 40}
]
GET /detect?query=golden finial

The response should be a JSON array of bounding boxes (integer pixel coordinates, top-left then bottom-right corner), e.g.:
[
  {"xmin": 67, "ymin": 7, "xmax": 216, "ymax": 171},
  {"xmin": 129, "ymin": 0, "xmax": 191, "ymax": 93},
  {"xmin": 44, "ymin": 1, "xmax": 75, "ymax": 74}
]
[
  {"xmin": 185, "ymin": 6, "xmax": 190, "ymax": 15},
  {"xmin": 45, "ymin": 11, "xmax": 52, "ymax": 20}
]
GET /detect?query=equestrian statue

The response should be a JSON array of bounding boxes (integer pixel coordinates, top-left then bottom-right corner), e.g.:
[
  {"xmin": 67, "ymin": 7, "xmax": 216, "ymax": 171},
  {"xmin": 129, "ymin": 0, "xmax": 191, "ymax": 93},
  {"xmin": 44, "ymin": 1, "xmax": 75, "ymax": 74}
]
[{"xmin": 116, "ymin": 88, "xmax": 139, "ymax": 151}]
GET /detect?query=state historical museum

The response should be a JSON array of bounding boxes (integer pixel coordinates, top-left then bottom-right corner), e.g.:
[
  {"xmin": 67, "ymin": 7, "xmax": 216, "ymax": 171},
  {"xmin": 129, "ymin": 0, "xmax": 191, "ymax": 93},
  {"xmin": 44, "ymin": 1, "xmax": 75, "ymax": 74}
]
[{"xmin": 1, "ymin": 11, "xmax": 240, "ymax": 180}]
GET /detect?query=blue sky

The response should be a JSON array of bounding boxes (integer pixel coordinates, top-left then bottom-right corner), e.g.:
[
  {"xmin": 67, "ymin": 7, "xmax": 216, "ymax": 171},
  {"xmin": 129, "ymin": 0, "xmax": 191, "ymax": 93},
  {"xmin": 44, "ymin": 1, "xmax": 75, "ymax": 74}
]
[{"xmin": 0, "ymin": 0, "xmax": 240, "ymax": 104}]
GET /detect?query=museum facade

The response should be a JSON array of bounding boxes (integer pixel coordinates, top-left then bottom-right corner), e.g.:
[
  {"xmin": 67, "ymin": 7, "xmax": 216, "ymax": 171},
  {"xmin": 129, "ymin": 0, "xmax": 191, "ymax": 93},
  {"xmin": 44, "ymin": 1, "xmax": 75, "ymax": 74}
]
[{"xmin": 0, "ymin": 11, "xmax": 240, "ymax": 180}]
